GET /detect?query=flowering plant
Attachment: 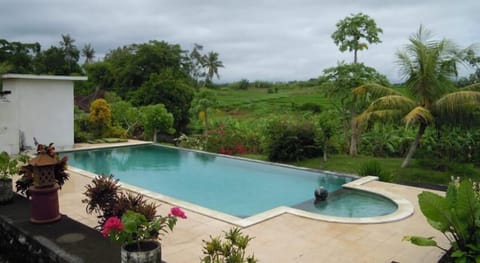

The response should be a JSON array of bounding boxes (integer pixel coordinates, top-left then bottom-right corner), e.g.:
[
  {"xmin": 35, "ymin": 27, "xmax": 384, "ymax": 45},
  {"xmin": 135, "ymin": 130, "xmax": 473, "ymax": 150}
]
[{"xmin": 102, "ymin": 207, "xmax": 187, "ymax": 250}]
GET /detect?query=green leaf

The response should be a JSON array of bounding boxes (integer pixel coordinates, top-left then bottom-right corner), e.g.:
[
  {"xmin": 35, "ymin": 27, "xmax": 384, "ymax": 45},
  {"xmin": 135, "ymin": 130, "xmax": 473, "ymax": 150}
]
[
  {"xmin": 403, "ymin": 236, "xmax": 437, "ymax": 247},
  {"xmin": 446, "ymin": 182, "xmax": 458, "ymax": 208},
  {"xmin": 451, "ymin": 250, "xmax": 465, "ymax": 258},
  {"xmin": 456, "ymin": 180, "xmax": 478, "ymax": 223},
  {"xmin": 418, "ymin": 191, "xmax": 451, "ymax": 232}
]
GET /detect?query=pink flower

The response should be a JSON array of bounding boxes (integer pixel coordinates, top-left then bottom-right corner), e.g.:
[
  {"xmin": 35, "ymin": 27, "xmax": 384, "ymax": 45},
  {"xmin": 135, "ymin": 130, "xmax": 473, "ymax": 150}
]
[
  {"xmin": 102, "ymin": 216, "xmax": 123, "ymax": 237},
  {"xmin": 170, "ymin": 207, "xmax": 187, "ymax": 219}
]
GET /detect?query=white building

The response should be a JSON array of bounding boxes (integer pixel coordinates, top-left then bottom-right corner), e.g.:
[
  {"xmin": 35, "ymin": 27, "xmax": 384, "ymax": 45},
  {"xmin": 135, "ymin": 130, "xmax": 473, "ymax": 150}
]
[{"xmin": 0, "ymin": 74, "xmax": 87, "ymax": 155}]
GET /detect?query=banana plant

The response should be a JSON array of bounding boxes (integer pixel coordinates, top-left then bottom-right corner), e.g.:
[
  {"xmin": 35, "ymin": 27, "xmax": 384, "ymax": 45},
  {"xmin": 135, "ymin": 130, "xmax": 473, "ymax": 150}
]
[{"xmin": 404, "ymin": 180, "xmax": 480, "ymax": 262}]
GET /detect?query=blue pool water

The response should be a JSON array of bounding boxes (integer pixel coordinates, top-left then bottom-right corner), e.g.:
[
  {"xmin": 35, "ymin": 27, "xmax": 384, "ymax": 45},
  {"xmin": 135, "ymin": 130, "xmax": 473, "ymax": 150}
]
[{"xmin": 62, "ymin": 145, "xmax": 396, "ymax": 218}]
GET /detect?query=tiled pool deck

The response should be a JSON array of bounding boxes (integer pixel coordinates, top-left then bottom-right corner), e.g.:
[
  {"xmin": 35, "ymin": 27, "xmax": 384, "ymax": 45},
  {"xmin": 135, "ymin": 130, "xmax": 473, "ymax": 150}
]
[{"xmin": 59, "ymin": 140, "xmax": 449, "ymax": 262}]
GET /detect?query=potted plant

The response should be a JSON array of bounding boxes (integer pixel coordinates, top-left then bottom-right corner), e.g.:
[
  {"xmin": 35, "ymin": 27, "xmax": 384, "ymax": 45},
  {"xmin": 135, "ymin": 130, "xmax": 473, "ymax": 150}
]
[
  {"xmin": 103, "ymin": 208, "xmax": 187, "ymax": 263},
  {"xmin": 83, "ymin": 174, "xmax": 187, "ymax": 263},
  {"xmin": 0, "ymin": 152, "xmax": 20, "ymax": 204}
]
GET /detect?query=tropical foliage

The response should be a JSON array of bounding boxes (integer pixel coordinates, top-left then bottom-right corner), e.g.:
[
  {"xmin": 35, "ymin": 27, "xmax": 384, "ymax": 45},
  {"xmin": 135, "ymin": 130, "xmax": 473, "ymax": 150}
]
[
  {"xmin": 201, "ymin": 227, "xmax": 257, "ymax": 263},
  {"xmin": 404, "ymin": 179, "xmax": 480, "ymax": 262},
  {"xmin": 353, "ymin": 26, "xmax": 480, "ymax": 167},
  {"xmin": 322, "ymin": 62, "xmax": 389, "ymax": 155},
  {"xmin": 191, "ymin": 89, "xmax": 218, "ymax": 136}
]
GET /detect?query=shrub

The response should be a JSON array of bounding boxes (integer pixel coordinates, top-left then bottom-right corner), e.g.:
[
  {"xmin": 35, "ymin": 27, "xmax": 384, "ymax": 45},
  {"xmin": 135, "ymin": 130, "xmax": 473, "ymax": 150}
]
[
  {"xmin": 201, "ymin": 228, "xmax": 257, "ymax": 263},
  {"xmin": 105, "ymin": 126, "xmax": 128, "ymax": 139},
  {"xmin": 298, "ymin": 102, "xmax": 322, "ymax": 113},
  {"xmin": 74, "ymin": 106, "xmax": 93, "ymax": 142},
  {"xmin": 360, "ymin": 124, "xmax": 414, "ymax": 157},
  {"xmin": 416, "ymin": 127, "xmax": 480, "ymax": 165},
  {"xmin": 206, "ymin": 119, "xmax": 265, "ymax": 155},
  {"xmin": 89, "ymin": 98, "xmax": 112, "ymax": 137},
  {"xmin": 82, "ymin": 174, "xmax": 159, "ymax": 229},
  {"xmin": 174, "ymin": 134, "xmax": 206, "ymax": 151},
  {"xmin": 358, "ymin": 160, "xmax": 391, "ymax": 182},
  {"xmin": 265, "ymin": 119, "xmax": 321, "ymax": 162}
]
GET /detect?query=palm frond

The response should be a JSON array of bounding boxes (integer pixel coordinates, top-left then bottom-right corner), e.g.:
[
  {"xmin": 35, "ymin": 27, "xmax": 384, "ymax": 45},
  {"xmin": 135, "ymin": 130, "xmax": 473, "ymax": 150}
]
[
  {"xmin": 403, "ymin": 106, "xmax": 434, "ymax": 126},
  {"xmin": 353, "ymin": 83, "xmax": 402, "ymax": 99},
  {"xmin": 460, "ymin": 83, "xmax": 480, "ymax": 92},
  {"xmin": 355, "ymin": 109, "xmax": 404, "ymax": 124},
  {"xmin": 434, "ymin": 90, "xmax": 480, "ymax": 114},
  {"xmin": 366, "ymin": 95, "xmax": 416, "ymax": 112}
]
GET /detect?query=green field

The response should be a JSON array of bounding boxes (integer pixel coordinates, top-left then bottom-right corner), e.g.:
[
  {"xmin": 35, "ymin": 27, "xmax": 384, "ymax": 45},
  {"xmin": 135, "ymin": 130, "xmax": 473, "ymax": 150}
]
[
  {"xmin": 212, "ymin": 85, "xmax": 334, "ymax": 120},
  {"xmin": 210, "ymin": 84, "xmax": 480, "ymax": 188}
]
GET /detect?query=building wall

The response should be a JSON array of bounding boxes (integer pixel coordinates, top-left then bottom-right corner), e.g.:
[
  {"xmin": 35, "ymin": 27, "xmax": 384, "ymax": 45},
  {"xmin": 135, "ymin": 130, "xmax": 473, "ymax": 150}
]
[
  {"xmin": 0, "ymin": 75, "xmax": 86, "ymax": 155},
  {"xmin": 0, "ymin": 89, "xmax": 19, "ymax": 155}
]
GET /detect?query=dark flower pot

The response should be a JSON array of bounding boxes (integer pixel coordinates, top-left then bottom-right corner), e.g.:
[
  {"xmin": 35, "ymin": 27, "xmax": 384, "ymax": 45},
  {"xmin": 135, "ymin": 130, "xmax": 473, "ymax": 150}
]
[
  {"xmin": 0, "ymin": 178, "xmax": 14, "ymax": 204},
  {"xmin": 121, "ymin": 240, "xmax": 161, "ymax": 263}
]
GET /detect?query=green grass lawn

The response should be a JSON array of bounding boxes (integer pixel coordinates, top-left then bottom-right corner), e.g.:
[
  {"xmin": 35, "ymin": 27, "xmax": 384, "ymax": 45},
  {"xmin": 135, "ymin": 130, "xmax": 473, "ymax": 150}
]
[
  {"xmin": 237, "ymin": 153, "xmax": 480, "ymax": 188},
  {"xmin": 213, "ymin": 85, "xmax": 480, "ymax": 188}
]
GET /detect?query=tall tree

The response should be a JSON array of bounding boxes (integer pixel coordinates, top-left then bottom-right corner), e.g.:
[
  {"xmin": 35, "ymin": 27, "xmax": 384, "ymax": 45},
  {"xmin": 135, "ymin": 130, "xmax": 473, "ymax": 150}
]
[
  {"xmin": 203, "ymin": 51, "xmax": 224, "ymax": 85},
  {"xmin": 322, "ymin": 62, "xmax": 389, "ymax": 156},
  {"xmin": 331, "ymin": 13, "xmax": 383, "ymax": 64},
  {"xmin": 191, "ymin": 89, "xmax": 218, "ymax": 137},
  {"xmin": 82, "ymin": 43, "xmax": 95, "ymax": 64},
  {"xmin": 189, "ymin": 43, "xmax": 206, "ymax": 87},
  {"xmin": 140, "ymin": 104, "xmax": 175, "ymax": 142},
  {"xmin": 0, "ymin": 39, "xmax": 40, "ymax": 73},
  {"xmin": 59, "ymin": 34, "xmax": 80, "ymax": 73},
  {"xmin": 34, "ymin": 34, "xmax": 81, "ymax": 75},
  {"xmin": 353, "ymin": 26, "xmax": 480, "ymax": 168},
  {"xmin": 103, "ymin": 40, "xmax": 191, "ymax": 98},
  {"xmin": 133, "ymin": 69, "xmax": 194, "ymax": 133}
]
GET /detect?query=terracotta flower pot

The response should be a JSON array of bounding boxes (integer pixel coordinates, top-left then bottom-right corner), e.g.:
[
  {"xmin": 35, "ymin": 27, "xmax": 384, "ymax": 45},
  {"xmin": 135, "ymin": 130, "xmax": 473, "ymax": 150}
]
[
  {"xmin": 0, "ymin": 178, "xmax": 14, "ymax": 204},
  {"xmin": 29, "ymin": 184, "xmax": 61, "ymax": 223},
  {"xmin": 121, "ymin": 240, "xmax": 161, "ymax": 263}
]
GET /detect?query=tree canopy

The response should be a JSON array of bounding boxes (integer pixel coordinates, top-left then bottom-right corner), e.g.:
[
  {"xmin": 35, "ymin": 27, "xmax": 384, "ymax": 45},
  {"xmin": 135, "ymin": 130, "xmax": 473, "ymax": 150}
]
[{"xmin": 331, "ymin": 13, "xmax": 383, "ymax": 64}]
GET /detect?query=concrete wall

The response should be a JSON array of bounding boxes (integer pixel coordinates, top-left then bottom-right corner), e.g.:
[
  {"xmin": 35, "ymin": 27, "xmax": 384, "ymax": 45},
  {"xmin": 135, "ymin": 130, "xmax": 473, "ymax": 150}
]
[
  {"xmin": 0, "ymin": 74, "xmax": 87, "ymax": 155},
  {"xmin": 0, "ymin": 91, "xmax": 19, "ymax": 154}
]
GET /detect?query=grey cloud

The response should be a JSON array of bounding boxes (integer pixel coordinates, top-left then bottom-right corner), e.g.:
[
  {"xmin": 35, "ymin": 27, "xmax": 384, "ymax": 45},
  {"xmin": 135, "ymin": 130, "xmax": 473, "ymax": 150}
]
[{"xmin": 0, "ymin": 0, "xmax": 479, "ymax": 82}]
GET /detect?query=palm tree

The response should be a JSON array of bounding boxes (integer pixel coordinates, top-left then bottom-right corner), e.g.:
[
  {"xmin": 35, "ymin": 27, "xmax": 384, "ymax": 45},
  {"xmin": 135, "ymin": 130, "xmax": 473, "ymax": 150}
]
[
  {"xmin": 82, "ymin": 43, "xmax": 95, "ymax": 64},
  {"xmin": 202, "ymin": 51, "xmax": 224, "ymax": 85},
  {"xmin": 353, "ymin": 26, "xmax": 480, "ymax": 168},
  {"xmin": 191, "ymin": 89, "xmax": 218, "ymax": 137}
]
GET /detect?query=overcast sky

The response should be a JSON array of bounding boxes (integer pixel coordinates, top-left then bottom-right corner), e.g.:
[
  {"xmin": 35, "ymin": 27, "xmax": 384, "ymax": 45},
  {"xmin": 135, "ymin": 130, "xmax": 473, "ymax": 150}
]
[{"xmin": 1, "ymin": 0, "xmax": 479, "ymax": 83}]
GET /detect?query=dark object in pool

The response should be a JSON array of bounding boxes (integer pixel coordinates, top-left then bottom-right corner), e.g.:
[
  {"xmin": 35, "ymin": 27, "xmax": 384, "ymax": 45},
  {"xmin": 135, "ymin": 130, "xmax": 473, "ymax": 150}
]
[{"xmin": 314, "ymin": 187, "xmax": 328, "ymax": 203}]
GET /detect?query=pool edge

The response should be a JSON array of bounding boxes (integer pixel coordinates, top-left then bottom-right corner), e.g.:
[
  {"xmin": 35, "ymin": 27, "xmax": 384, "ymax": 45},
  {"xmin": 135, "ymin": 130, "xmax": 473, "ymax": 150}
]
[{"xmin": 68, "ymin": 159, "xmax": 414, "ymax": 227}]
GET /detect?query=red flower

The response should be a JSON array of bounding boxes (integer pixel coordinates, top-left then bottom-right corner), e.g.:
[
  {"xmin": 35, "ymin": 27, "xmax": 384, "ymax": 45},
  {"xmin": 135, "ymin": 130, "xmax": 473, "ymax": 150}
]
[
  {"xmin": 169, "ymin": 207, "xmax": 187, "ymax": 219},
  {"xmin": 102, "ymin": 216, "xmax": 123, "ymax": 237}
]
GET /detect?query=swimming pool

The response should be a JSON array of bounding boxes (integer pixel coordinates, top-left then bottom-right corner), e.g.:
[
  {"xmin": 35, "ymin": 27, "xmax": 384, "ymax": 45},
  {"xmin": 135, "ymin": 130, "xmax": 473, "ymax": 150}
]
[{"xmin": 62, "ymin": 144, "xmax": 397, "ymax": 219}]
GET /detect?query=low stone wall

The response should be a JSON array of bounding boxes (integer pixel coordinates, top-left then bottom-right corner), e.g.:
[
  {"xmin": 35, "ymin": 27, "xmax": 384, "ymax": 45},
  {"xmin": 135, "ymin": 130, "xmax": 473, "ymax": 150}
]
[
  {"xmin": 0, "ymin": 195, "xmax": 120, "ymax": 263},
  {"xmin": 0, "ymin": 215, "xmax": 80, "ymax": 262}
]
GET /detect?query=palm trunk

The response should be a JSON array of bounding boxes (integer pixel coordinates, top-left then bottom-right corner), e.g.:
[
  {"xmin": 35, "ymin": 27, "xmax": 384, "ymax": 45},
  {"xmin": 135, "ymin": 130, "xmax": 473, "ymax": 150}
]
[
  {"xmin": 153, "ymin": 128, "xmax": 157, "ymax": 142},
  {"xmin": 323, "ymin": 139, "xmax": 328, "ymax": 162},
  {"xmin": 341, "ymin": 109, "xmax": 350, "ymax": 154},
  {"xmin": 349, "ymin": 111, "xmax": 358, "ymax": 156},
  {"xmin": 354, "ymin": 49, "xmax": 358, "ymax": 64},
  {"xmin": 401, "ymin": 123, "xmax": 427, "ymax": 168},
  {"xmin": 203, "ymin": 111, "xmax": 209, "ymax": 137}
]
